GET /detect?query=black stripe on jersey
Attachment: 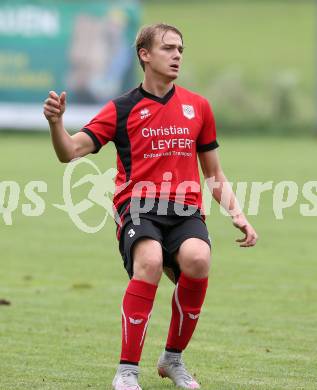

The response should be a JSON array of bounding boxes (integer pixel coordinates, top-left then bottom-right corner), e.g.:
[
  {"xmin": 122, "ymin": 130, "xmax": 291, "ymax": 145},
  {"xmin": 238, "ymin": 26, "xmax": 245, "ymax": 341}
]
[
  {"xmin": 139, "ymin": 83, "xmax": 175, "ymax": 105},
  {"xmin": 113, "ymin": 88, "xmax": 144, "ymax": 182},
  {"xmin": 197, "ymin": 140, "xmax": 219, "ymax": 152},
  {"xmin": 82, "ymin": 128, "xmax": 102, "ymax": 154}
]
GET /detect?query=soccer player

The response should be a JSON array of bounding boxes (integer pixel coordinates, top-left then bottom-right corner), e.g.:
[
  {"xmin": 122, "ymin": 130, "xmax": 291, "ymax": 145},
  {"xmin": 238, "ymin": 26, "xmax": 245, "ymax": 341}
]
[{"xmin": 44, "ymin": 23, "xmax": 258, "ymax": 390}]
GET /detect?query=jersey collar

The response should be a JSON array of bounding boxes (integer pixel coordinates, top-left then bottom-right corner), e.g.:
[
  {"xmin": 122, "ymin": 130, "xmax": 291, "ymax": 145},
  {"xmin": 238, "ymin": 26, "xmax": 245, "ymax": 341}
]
[{"xmin": 138, "ymin": 83, "xmax": 175, "ymax": 105}]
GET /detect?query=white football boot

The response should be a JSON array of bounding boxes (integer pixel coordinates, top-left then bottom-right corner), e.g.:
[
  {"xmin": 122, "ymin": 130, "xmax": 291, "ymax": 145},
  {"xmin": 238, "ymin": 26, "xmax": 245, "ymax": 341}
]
[
  {"xmin": 112, "ymin": 364, "xmax": 142, "ymax": 390},
  {"xmin": 157, "ymin": 351, "xmax": 200, "ymax": 388}
]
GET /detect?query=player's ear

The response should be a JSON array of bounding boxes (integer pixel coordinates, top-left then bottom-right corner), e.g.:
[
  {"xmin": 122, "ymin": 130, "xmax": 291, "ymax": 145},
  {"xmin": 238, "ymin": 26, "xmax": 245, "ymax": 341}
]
[{"xmin": 139, "ymin": 48, "xmax": 150, "ymax": 64}]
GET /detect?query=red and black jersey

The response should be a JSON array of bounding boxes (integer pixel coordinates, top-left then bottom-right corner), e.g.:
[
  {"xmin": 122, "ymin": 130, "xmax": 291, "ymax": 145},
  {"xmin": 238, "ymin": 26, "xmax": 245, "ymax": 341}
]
[{"xmin": 81, "ymin": 84, "xmax": 219, "ymax": 213}]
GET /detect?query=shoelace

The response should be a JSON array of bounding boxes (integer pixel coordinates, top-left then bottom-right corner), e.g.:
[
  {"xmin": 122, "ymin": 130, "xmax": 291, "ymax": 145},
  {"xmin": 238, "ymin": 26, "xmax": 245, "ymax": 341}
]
[
  {"xmin": 120, "ymin": 368, "xmax": 139, "ymax": 387},
  {"xmin": 168, "ymin": 358, "xmax": 195, "ymax": 383}
]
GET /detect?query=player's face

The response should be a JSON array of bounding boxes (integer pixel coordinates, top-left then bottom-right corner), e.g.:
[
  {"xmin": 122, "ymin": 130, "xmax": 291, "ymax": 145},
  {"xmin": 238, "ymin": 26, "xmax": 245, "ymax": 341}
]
[{"xmin": 145, "ymin": 30, "xmax": 183, "ymax": 81}]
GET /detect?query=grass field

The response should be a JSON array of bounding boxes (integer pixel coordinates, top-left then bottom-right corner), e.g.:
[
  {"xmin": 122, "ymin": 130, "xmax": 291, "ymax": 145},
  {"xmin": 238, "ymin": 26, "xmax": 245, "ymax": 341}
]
[
  {"xmin": 144, "ymin": 1, "xmax": 315, "ymax": 131},
  {"xmin": 144, "ymin": 1, "xmax": 314, "ymax": 91},
  {"xmin": 0, "ymin": 1, "xmax": 316, "ymax": 388},
  {"xmin": 1, "ymin": 133, "xmax": 316, "ymax": 389}
]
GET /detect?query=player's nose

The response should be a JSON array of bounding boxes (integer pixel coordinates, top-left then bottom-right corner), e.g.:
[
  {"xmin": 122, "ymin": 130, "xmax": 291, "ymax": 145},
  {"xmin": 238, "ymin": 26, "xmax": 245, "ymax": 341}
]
[{"xmin": 172, "ymin": 50, "xmax": 181, "ymax": 61}]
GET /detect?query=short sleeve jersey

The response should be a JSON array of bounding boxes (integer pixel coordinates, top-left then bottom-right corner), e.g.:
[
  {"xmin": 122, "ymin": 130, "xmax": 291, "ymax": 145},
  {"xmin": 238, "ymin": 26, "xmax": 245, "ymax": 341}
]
[{"xmin": 82, "ymin": 84, "xmax": 219, "ymax": 213}]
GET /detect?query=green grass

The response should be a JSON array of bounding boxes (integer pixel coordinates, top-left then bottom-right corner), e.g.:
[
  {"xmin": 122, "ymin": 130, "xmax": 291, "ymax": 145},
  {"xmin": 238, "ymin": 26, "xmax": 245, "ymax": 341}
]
[
  {"xmin": 1, "ymin": 132, "xmax": 317, "ymax": 389},
  {"xmin": 144, "ymin": 1, "xmax": 314, "ymax": 92},
  {"xmin": 143, "ymin": 1, "xmax": 315, "ymax": 131}
]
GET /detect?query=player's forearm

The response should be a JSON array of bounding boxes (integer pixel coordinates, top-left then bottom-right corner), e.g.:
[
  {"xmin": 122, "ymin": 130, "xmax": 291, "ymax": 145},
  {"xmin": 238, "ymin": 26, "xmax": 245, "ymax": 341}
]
[
  {"xmin": 49, "ymin": 119, "xmax": 75, "ymax": 163},
  {"xmin": 206, "ymin": 170, "xmax": 243, "ymax": 217}
]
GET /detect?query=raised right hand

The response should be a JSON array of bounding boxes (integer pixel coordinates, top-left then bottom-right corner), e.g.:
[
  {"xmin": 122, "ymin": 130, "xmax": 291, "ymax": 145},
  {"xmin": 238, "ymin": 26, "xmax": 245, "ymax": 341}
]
[{"xmin": 43, "ymin": 91, "xmax": 66, "ymax": 124}]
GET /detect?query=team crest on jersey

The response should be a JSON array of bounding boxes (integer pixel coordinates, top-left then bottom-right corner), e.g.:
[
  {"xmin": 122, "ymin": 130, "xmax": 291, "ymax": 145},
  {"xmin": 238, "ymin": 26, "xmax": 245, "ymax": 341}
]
[
  {"xmin": 140, "ymin": 108, "xmax": 151, "ymax": 119},
  {"xmin": 182, "ymin": 104, "xmax": 195, "ymax": 119}
]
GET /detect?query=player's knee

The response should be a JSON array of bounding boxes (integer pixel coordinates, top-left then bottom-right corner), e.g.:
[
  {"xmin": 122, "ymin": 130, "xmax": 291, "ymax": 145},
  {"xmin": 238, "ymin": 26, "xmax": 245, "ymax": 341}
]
[
  {"xmin": 133, "ymin": 256, "xmax": 163, "ymax": 283},
  {"xmin": 132, "ymin": 240, "xmax": 163, "ymax": 282},
  {"xmin": 137, "ymin": 255, "xmax": 163, "ymax": 274},
  {"xmin": 180, "ymin": 249, "xmax": 211, "ymax": 278},
  {"xmin": 190, "ymin": 252, "xmax": 210, "ymax": 273}
]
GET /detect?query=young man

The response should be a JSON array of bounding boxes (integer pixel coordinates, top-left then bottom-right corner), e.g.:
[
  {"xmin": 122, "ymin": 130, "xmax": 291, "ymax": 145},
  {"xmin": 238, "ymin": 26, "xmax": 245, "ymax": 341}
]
[{"xmin": 44, "ymin": 24, "xmax": 258, "ymax": 390}]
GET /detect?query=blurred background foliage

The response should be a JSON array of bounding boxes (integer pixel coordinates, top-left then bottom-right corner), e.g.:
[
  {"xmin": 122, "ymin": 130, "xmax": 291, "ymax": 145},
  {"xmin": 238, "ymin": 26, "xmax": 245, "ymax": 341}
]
[{"xmin": 142, "ymin": 0, "xmax": 315, "ymax": 135}]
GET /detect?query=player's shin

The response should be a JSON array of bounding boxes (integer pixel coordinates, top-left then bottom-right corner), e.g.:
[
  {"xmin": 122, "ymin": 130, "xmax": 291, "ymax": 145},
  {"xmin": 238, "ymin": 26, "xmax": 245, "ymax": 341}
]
[
  {"xmin": 120, "ymin": 278, "xmax": 158, "ymax": 364},
  {"xmin": 165, "ymin": 273, "xmax": 208, "ymax": 351}
]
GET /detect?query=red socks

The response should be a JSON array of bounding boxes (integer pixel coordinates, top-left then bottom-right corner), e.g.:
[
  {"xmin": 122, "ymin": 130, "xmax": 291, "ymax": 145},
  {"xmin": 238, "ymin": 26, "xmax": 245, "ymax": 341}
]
[
  {"xmin": 120, "ymin": 278, "xmax": 157, "ymax": 363},
  {"xmin": 119, "ymin": 274, "xmax": 208, "ymax": 363},
  {"xmin": 166, "ymin": 273, "xmax": 208, "ymax": 351}
]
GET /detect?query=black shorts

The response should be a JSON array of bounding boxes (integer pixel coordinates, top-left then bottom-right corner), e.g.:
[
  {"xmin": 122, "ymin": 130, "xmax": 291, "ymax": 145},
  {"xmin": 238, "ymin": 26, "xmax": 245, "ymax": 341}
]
[{"xmin": 118, "ymin": 214, "xmax": 211, "ymax": 284}]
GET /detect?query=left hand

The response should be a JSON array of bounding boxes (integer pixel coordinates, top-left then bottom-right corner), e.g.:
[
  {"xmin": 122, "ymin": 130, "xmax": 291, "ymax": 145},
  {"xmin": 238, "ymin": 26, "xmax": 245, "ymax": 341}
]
[{"xmin": 232, "ymin": 214, "xmax": 258, "ymax": 247}]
